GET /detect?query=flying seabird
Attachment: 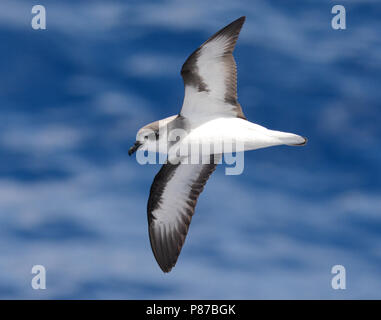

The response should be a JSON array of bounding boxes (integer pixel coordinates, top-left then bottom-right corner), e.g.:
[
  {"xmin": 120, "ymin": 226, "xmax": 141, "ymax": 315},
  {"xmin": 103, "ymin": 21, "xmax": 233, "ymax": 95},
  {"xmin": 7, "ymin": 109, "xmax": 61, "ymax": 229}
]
[{"xmin": 129, "ymin": 16, "xmax": 307, "ymax": 273}]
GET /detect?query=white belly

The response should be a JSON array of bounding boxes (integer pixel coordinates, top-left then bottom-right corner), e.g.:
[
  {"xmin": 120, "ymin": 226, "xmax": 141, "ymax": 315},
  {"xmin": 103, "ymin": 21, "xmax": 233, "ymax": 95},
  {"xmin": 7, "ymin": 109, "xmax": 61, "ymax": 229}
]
[{"xmin": 166, "ymin": 117, "xmax": 305, "ymax": 161}]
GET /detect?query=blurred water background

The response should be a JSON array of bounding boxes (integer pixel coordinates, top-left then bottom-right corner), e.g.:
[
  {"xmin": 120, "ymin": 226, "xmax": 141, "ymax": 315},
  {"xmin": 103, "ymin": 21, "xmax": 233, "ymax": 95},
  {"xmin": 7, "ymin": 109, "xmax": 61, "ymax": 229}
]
[{"xmin": 0, "ymin": 0, "xmax": 380, "ymax": 299}]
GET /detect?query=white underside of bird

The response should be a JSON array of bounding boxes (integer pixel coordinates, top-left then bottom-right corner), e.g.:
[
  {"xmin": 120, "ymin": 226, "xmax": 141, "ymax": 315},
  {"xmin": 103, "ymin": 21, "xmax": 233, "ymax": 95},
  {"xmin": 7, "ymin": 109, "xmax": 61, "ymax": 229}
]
[{"xmin": 171, "ymin": 117, "xmax": 305, "ymax": 162}]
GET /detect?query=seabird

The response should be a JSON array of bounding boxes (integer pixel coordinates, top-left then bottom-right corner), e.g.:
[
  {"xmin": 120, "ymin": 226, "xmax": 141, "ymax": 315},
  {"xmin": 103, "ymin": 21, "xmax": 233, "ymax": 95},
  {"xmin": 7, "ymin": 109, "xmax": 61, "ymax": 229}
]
[{"xmin": 129, "ymin": 16, "xmax": 307, "ymax": 272}]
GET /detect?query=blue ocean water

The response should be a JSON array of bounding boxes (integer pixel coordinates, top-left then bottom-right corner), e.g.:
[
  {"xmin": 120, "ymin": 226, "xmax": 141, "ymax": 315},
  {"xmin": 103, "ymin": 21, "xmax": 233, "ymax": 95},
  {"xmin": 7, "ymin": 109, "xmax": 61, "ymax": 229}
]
[{"xmin": 0, "ymin": 0, "xmax": 380, "ymax": 299}]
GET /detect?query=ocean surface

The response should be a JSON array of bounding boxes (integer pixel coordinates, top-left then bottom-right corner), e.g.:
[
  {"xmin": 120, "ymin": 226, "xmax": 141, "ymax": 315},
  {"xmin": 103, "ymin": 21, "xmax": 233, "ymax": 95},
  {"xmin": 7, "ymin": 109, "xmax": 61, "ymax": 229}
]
[{"xmin": 0, "ymin": 0, "xmax": 380, "ymax": 299}]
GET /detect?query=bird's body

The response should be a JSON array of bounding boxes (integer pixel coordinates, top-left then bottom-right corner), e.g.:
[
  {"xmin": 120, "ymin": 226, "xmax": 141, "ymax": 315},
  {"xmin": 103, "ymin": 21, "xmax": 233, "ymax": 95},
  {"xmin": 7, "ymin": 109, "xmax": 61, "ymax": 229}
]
[
  {"xmin": 129, "ymin": 16, "xmax": 307, "ymax": 272},
  {"xmin": 178, "ymin": 116, "xmax": 305, "ymax": 153}
]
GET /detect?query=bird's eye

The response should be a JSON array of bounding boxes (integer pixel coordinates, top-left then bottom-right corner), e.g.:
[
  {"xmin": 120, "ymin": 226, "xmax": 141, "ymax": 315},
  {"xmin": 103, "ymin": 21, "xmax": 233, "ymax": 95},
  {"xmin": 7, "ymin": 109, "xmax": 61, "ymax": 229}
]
[{"xmin": 144, "ymin": 135, "xmax": 149, "ymax": 141}]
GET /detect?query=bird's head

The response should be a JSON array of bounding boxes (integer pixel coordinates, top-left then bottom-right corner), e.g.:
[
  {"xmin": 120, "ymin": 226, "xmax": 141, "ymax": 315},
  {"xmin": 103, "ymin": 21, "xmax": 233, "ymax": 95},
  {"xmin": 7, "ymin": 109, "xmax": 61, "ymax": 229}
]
[
  {"xmin": 128, "ymin": 115, "xmax": 178, "ymax": 156},
  {"xmin": 128, "ymin": 126, "xmax": 158, "ymax": 156}
]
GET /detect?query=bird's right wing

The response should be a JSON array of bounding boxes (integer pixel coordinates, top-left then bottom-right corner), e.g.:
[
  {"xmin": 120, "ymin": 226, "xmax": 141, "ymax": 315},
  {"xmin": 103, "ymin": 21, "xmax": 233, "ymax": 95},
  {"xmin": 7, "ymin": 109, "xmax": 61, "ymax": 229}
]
[
  {"xmin": 147, "ymin": 155, "xmax": 220, "ymax": 272},
  {"xmin": 180, "ymin": 16, "xmax": 246, "ymax": 120}
]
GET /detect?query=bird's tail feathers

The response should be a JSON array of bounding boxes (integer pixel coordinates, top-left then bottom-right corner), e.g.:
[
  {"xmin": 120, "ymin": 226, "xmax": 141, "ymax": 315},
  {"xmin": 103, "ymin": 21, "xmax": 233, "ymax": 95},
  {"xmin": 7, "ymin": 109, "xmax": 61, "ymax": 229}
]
[{"xmin": 270, "ymin": 130, "xmax": 308, "ymax": 146}]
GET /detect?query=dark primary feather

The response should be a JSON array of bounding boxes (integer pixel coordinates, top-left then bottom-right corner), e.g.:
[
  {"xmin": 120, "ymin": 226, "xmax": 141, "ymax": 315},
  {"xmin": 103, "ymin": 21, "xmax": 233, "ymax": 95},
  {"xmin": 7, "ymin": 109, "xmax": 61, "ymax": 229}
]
[
  {"xmin": 147, "ymin": 156, "xmax": 219, "ymax": 272},
  {"xmin": 180, "ymin": 16, "xmax": 246, "ymax": 119}
]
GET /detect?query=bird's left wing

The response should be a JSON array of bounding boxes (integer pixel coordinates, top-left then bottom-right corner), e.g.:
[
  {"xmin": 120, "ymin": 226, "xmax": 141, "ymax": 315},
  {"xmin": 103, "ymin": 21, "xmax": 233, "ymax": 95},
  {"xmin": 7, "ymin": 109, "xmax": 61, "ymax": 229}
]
[
  {"xmin": 180, "ymin": 16, "xmax": 246, "ymax": 120},
  {"xmin": 147, "ymin": 155, "xmax": 220, "ymax": 272}
]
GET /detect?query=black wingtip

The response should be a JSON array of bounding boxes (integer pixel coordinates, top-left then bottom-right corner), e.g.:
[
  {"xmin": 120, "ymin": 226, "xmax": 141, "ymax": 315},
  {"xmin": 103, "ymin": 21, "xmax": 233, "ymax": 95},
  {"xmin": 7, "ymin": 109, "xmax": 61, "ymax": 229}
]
[
  {"xmin": 202, "ymin": 15, "xmax": 246, "ymax": 50},
  {"xmin": 156, "ymin": 256, "xmax": 175, "ymax": 273},
  {"xmin": 154, "ymin": 248, "xmax": 177, "ymax": 273},
  {"xmin": 230, "ymin": 16, "xmax": 246, "ymax": 28},
  {"xmin": 226, "ymin": 16, "xmax": 246, "ymax": 31},
  {"xmin": 160, "ymin": 265, "xmax": 173, "ymax": 273}
]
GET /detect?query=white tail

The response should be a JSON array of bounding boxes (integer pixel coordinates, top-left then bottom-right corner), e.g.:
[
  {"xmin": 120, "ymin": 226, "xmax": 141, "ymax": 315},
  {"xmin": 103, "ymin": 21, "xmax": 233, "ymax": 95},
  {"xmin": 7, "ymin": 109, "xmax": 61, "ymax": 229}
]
[{"xmin": 269, "ymin": 130, "xmax": 307, "ymax": 146}]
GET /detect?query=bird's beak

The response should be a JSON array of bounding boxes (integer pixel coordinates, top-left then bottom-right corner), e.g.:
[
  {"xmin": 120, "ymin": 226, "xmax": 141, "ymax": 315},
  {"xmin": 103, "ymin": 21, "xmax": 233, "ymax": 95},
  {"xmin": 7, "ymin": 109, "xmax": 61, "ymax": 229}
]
[{"xmin": 128, "ymin": 141, "xmax": 142, "ymax": 156}]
